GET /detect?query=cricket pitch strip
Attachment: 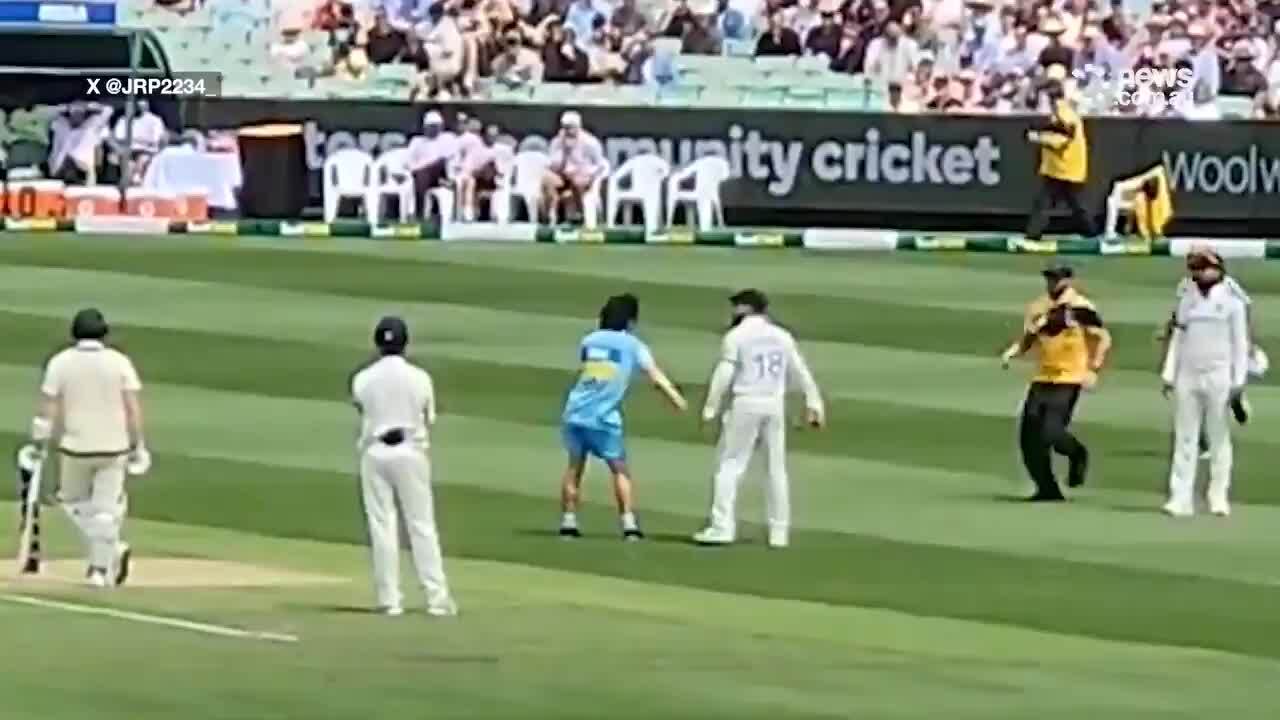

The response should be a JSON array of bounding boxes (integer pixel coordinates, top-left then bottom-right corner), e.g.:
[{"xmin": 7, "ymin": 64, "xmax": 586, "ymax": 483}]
[{"xmin": 0, "ymin": 557, "xmax": 349, "ymax": 589}]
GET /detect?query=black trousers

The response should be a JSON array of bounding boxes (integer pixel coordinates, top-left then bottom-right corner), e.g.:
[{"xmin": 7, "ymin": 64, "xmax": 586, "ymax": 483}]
[
  {"xmin": 1019, "ymin": 382, "xmax": 1088, "ymax": 496},
  {"xmin": 1026, "ymin": 176, "xmax": 1097, "ymax": 240}
]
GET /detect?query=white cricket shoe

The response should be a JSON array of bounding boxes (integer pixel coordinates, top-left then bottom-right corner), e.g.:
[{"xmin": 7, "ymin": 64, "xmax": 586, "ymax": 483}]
[
  {"xmin": 767, "ymin": 529, "xmax": 789, "ymax": 549},
  {"xmin": 1162, "ymin": 500, "xmax": 1194, "ymax": 518},
  {"xmin": 86, "ymin": 569, "xmax": 110, "ymax": 588},
  {"xmin": 379, "ymin": 605, "xmax": 405, "ymax": 617},
  {"xmin": 693, "ymin": 528, "xmax": 734, "ymax": 546},
  {"xmin": 427, "ymin": 599, "xmax": 458, "ymax": 617},
  {"xmin": 1208, "ymin": 500, "xmax": 1231, "ymax": 517}
]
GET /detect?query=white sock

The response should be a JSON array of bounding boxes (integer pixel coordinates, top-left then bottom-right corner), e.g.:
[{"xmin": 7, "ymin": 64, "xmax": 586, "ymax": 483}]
[
  {"xmin": 560, "ymin": 512, "xmax": 577, "ymax": 528},
  {"xmin": 620, "ymin": 512, "xmax": 638, "ymax": 531}
]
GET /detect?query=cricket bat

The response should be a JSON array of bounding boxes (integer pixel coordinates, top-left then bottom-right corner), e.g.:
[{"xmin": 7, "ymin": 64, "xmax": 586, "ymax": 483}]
[{"xmin": 15, "ymin": 446, "xmax": 43, "ymax": 575}]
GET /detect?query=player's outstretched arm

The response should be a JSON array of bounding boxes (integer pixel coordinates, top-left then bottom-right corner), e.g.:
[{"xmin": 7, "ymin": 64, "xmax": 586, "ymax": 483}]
[{"xmin": 647, "ymin": 364, "xmax": 687, "ymax": 412}]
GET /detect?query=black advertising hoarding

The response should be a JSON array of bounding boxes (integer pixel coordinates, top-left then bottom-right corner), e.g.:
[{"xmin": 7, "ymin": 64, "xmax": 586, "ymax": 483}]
[{"xmin": 181, "ymin": 98, "xmax": 1280, "ymax": 230}]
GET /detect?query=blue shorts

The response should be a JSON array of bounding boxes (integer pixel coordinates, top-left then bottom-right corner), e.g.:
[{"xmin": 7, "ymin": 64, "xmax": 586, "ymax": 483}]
[{"xmin": 561, "ymin": 423, "xmax": 626, "ymax": 463}]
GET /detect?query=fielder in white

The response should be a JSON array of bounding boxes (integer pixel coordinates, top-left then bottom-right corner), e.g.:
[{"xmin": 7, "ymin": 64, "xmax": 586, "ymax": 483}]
[
  {"xmin": 351, "ymin": 316, "xmax": 457, "ymax": 617},
  {"xmin": 30, "ymin": 308, "xmax": 149, "ymax": 588},
  {"xmin": 1161, "ymin": 251, "xmax": 1249, "ymax": 517},
  {"xmin": 694, "ymin": 290, "xmax": 824, "ymax": 549}
]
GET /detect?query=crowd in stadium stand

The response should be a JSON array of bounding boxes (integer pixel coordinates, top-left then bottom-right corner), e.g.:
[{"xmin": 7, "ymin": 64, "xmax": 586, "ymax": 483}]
[{"xmin": 158, "ymin": 0, "xmax": 1280, "ymax": 117}]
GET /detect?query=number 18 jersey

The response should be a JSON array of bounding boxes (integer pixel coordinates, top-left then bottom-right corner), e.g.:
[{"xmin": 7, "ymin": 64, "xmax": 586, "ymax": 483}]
[
  {"xmin": 720, "ymin": 316, "xmax": 809, "ymax": 414},
  {"xmin": 561, "ymin": 330, "xmax": 654, "ymax": 432}
]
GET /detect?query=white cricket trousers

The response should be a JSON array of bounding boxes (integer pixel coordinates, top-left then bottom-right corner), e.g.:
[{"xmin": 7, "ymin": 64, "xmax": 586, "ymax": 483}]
[
  {"xmin": 708, "ymin": 408, "xmax": 789, "ymax": 538},
  {"xmin": 360, "ymin": 443, "xmax": 452, "ymax": 610},
  {"xmin": 58, "ymin": 454, "xmax": 127, "ymax": 571},
  {"xmin": 1168, "ymin": 368, "xmax": 1233, "ymax": 509}
]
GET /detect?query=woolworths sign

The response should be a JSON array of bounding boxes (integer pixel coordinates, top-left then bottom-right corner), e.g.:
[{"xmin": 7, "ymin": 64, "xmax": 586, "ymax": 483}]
[{"xmin": 1163, "ymin": 146, "xmax": 1280, "ymax": 196}]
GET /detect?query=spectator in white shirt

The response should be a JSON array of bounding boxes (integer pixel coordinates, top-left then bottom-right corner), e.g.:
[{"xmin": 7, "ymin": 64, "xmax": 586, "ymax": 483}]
[
  {"xmin": 864, "ymin": 21, "xmax": 919, "ymax": 88},
  {"xmin": 406, "ymin": 111, "xmax": 460, "ymax": 216},
  {"xmin": 48, "ymin": 102, "xmax": 113, "ymax": 185},
  {"xmin": 107, "ymin": 100, "xmax": 166, "ymax": 185},
  {"xmin": 422, "ymin": 4, "xmax": 465, "ymax": 93},
  {"xmin": 270, "ymin": 26, "xmax": 312, "ymax": 70},
  {"xmin": 455, "ymin": 122, "xmax": 511, "ymax": 221},
  {"xmin": 541, "ymin": 110, "xmax": 607, "ymax": 222}
]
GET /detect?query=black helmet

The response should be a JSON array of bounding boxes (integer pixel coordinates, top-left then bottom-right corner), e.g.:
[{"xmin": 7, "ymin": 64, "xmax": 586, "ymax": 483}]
[
  {"xmin": 71, "ymin": 308, "xmax": 109, "ymax": 341},
  {"xmin": 373, "ymin": 316, "xmax": 408, "ymax": 354}
]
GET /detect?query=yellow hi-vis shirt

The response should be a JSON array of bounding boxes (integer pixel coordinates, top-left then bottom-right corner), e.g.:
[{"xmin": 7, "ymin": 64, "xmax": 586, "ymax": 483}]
[
  {"xmin": 1129, "ymin": 165, "xmax": 1173, "ymax": 240},
  {"xmin": 1022, "ymin": 288, "xmax": 1105, "ymax": 385},
  {"xmin": 1036, "ymin": 99, "xmax": 1088, "ymax": 184}
]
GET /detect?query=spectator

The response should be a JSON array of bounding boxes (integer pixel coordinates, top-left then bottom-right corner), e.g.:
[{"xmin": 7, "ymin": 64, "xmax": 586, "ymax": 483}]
[
  {"xmin": 565, "ymin": 0, "xmax": 599, "ymax": 45},
  {"xmin": 492, "ymin": 31, "xmax": 544, "ymax": 86},
  {"xmin": 661, "ymin": 0, "xmax": 698, "ymax": 39},
  {"xmin": 864, "ymin": 20, "xmax": 919, "ymax": 87},
  {"xmin": 315, "ymin": 0, "xmax": 358, "ymax": 31},
  {"xmin": 804, "ymin": 10, "xmax": 841, "ymax": 61},
  {"xmin": 683, "ymin": 13, "xmax": 722, "ymax": 55},
  {"xmin": 830, "ymin": 17, "xmax": 867, "ymax": 73},
  {"xmin": 959, "ymin": 0, "xmax": 1000, "ymax": 72},
  {"xmin": 48, "ymin": 101, "xmax": 113, "ymax": 184},
  {"xmin": 1037, "ymin": 16, "xmax": 1073, "ymax": 70},
  {"xmin": 789, "ymin": 0, "xmax": 822, "ymax": 44},
  {"xmin": 610, "ymin": 0, "xmax": 645, "ymax": 35},
  {"xmin": 1224, "ymin": 41, "xmax": 1267, "ymax": 96},
  {"xmin": 455, "ymin": 121, "xmax": 510, "ymax": 221},
  {"xmin": 366, "ymin": 9, "xmax": 408, "ymax": 63},
  {"xmin": 1059, "ymin": 0, "xmax": 1089, "ymax": 46},
  {"xmin": 585, "ymin": 16, "xmax": 627, "ymax": 79},
  {"xmin": 406, "ymin": 111, "xmax": 460, "ymax": 217},
  {"xmin": 716, "ymin": 0, "xmax": 749, "ymax": 42},
  {"xmin": 107, "ymin": 100, "xmax": 165, "ymax": 185},
  {"xmin": 886, "ymin": 80, "xmax": 920, "ymax": 112},
  {"xmin": 544, "ymin": 23, "xmax": 591, "ymax": 81},
  {"xmin": 997, "ymin": 22, "xmax": 1040, "ymax": 76},
  {"xmin": 541, "ymin": 110, "xmax": 607, "ymax": 222},
  {"xmin": 1181, "ymin": 76, "xmax": 1223, "ymax": 120},
  {"xmin": 399, "ymin": 30, "xmax": 433, "ymax": 69},
  {"xmin": 755, "ymin": 9, "xmax": 801, "ymax": 56},
  {"xmin": 270, "ymin": 26, "xmax": 312, "ymax": 70},
  {"xmin": 621, "ymin": 30, "xmax": 654, "ymax": 83},
  {"xmin": 423, "ymin": 4, "xmax": 466, "ymax": 91},
  {"xmin": 335, "ymin": 42, "xmax": 374, "ymax": 81}
]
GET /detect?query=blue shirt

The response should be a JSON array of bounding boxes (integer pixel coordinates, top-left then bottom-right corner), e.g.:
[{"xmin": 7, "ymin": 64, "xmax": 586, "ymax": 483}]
[{"xmin": 561, "ymin": 330, "xmax": 654, "ymax": 431}]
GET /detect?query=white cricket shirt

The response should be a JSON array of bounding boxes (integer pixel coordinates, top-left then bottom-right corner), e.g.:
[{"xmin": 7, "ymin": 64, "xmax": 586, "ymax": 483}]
[
  {"xmin": 703, "ymin": 315, "xmax": 823, "ymax": 420},
  {"xmin": 41, "ymin": 340, "xmax": 141, "ymax": 455},
  {"xmin": 351, "ymin": 355, "xmax": 436, "ymax": 452},
  {"xmin": 1162, "ymin": 282, "xmax": 1250, "ymax": 388}
]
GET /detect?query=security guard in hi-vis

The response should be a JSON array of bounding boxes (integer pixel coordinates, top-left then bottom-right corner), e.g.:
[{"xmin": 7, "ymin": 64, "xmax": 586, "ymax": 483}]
[
  {"xmin": 1001, "ymin": 263, "xmax": 1112, "ymax": 501},
  {"xmin": 1025, "ymin": 64, "xmax": 1098, "ymax": 241}
]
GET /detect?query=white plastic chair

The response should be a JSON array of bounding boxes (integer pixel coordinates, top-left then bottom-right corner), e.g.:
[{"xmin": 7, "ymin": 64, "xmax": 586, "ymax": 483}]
[
  {"xmin": 323, "ymin": 148, "xmax": 374, "ymax": 223},
  {"xmin": 368, "ymin": 148, "xmax": 416, "ymax": 223},
  {"xmin": 606, "ymin": 154, "xmax": 670, "ymax": 233},
  {"xmin": 492, "ymin": 151, "xmax": 549, "ymax": 224},
  {"xmin": 554, "ymin": 163, "xmax": 608, "ymax": 230},
  {"xmin": 666, "ymin": 156, "xmax": 730, "ymax": 231}
]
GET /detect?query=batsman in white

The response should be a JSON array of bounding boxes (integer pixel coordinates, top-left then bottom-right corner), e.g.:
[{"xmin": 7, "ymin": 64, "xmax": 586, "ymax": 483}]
[
  {"xmin": 351, "ymin": 316, "xmax": 458, "ymax": 617},
  {"xmin": 694, "ymin": 290, "xmax": 824, "ymax": 549},
  {"xmin": 1160, "ymin": 250, "xmax": 1249, "ymax": 517},
  {"xmin": 28, "ymin": 308, "xmax": 149, "ymax": 588}
]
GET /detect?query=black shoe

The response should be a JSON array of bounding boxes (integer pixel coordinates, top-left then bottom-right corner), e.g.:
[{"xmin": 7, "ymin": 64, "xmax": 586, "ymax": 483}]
[
  {"xmin": 114, "ymin": 543, "xmax": 132, "ymax": 587},
  {"xmin": 558, "ymin": 526, "xmax": 581, "ymax": 539},
  {"xmin": 1067, "ymin": 453, "xmax": 1089, "ymax": 488},
  {"xmin": 622, "ymin": 528, "xmax": 644, "ymax": 541},
  {"xmin": 1025, "ymin": 491, "xmax": 1066, "ymax": 503},
  {"xmin": 1232, "ymin": 394, "xmax": 1250, "ymax": 425}
]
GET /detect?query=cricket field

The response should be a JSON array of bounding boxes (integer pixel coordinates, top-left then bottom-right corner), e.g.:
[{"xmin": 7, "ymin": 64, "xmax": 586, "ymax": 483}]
[{"xmin": 1, "ymin": 235, "xmax": 1279, "ymax": 719}]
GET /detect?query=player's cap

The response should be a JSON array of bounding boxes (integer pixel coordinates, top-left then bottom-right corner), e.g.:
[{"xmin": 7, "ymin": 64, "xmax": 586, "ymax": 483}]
[
  {"xmin": 374, "ymin": 315, "xmax": 409, "ymax": 352},
  {"xmin": 1040, "ymin": 262, "xmax": 1074, "ymax": 280},
  {"xmin": 729, "ymin": 288, "xmax": 769, "ymax": 313},
  {"xmin": 560, "ymin": 110, "xmax": 582, "ymax": 128},
  {"xmin": 71, "ymin": 307, "xmax": 109, "ymax": 341},
  {"xmin": 423, "ymin": 110, "xmax": 444, "ymax": 126}
]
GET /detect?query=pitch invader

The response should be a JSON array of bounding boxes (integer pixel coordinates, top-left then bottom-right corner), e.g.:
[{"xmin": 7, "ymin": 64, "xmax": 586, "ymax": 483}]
[
  {"xmin": 694, "ymin": 289, "xmax": 824, "ymax": 549},
  {"xmin": 558, "ymin": 294, "xmax": 687, "ymax": 540}
]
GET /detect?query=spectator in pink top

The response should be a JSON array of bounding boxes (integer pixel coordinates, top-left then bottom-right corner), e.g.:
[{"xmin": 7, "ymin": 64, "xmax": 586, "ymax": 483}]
[{"xmin": 541, "ymin": 110, "xmax": 607, "ymax": 222}]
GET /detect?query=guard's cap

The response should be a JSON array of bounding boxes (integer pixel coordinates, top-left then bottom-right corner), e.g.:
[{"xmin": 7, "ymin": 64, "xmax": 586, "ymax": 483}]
[
  {"xmin": 423, "ymin": 110, "xmax": 443, "ymax": 126},
  {"xmin": 561, "ymin": 110, "xmax": 582, "ymax": 127},
  {"xmin": 1040, "ymin": 262, "xmax": 1074, "ymax": 280},
  {"xmin": 730, "ymin": 288, "xmax": 769, "ymax": 312},
  {"xmin": 374, "ymin": 315, "xmax": 409, "ymax": 351},
  {"xmin": 71, "ymin": 307, "xmax": 109, "ymax": 340}
]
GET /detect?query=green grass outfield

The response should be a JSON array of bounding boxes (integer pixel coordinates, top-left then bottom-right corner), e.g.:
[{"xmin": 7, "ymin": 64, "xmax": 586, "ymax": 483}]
[{"xmin": 1, "ymin": 234, "xmax": 1279, "ymax": 719}]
